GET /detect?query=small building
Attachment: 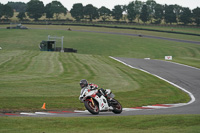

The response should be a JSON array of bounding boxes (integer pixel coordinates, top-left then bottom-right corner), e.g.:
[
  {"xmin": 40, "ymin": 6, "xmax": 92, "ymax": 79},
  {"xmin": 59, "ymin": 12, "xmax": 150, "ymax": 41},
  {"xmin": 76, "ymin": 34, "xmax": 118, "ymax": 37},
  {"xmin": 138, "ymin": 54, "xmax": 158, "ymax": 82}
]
[
  {"xmin": 39, "ymin": 41, "xmax": 55, "ymax": 51},
  {"xmin": 39, "ymin": 40, "xmax": 77, "ymax": 53}
]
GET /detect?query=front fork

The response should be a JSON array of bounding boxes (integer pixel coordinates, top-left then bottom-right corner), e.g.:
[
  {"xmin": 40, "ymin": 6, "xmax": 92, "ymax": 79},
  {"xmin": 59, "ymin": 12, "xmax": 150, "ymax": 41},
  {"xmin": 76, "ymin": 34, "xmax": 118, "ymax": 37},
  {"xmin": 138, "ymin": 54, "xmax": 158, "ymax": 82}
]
[
  {"xmin": 85, "ymin": 98, "xmax": 95, "ymax": 106},
  {"xmin": 90, "ymin": 98, "xmax": 95, "ymax": 106}
]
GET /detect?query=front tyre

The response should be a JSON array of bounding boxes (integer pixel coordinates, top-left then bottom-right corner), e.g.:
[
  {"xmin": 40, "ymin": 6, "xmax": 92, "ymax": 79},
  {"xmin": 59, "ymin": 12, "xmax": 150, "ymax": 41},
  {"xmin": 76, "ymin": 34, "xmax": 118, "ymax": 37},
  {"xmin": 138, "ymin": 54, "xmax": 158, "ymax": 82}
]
[
  {"xmin": 84, "ymin": 99, "xmax": 99, "ymax": 115},
  {"xmin": 111, "ymin": 98, "xmax": 122, "ymax": 114}
]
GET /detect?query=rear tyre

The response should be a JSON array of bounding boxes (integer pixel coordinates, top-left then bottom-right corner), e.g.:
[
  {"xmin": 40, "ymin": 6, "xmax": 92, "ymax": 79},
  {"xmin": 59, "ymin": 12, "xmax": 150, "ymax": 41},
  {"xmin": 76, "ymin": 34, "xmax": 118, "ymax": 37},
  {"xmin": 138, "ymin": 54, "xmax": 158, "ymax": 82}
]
[
  {"xmin": 84, "ymin": 99, "xmax": 99, "ymax": 115},
  {"xmin": 111, "ymin": 98, "xmax": 122, "ymax": 114}
]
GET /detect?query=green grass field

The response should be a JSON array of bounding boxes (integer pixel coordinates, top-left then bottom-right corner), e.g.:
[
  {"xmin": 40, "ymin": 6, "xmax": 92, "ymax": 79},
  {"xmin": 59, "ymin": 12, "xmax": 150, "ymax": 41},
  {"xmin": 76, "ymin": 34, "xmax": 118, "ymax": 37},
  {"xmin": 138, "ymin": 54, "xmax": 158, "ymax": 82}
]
[
  {"xmin": 0, "ymin": 25, "xmax": 200, "ymax": 132},
  {"xmin": 0, "ymin": 25, "xmax": 199, "ymax": 67}
]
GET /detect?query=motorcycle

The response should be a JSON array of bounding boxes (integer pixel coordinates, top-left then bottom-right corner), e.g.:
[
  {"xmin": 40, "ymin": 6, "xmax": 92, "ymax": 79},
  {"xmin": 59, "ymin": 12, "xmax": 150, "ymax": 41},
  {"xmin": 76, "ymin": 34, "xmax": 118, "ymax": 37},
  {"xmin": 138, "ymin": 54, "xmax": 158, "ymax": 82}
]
[{"xmin": 79, "ymin": 88, "xmax": 122, "ymax": 115}]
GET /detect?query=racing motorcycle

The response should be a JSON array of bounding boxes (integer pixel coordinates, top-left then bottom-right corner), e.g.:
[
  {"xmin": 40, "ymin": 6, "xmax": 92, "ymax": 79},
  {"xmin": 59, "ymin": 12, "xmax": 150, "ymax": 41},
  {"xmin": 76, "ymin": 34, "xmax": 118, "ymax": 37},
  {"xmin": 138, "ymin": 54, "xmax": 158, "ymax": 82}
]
[{"xmin": 79, "ymin": 88, "xmax": 122, "ymax": 115}]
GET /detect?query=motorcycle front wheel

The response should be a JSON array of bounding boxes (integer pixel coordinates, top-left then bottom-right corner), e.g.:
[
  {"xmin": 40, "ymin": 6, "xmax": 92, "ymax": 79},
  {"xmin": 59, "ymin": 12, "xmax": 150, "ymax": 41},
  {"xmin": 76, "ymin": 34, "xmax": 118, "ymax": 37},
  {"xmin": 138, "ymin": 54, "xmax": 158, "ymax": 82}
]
[
  {"xmin": 111, "ymin": 98, "xmax": 122, "ymax": 114},
  {"xmin": 84, "ymin": 99, "xmax": 99, "ymax": 115}
]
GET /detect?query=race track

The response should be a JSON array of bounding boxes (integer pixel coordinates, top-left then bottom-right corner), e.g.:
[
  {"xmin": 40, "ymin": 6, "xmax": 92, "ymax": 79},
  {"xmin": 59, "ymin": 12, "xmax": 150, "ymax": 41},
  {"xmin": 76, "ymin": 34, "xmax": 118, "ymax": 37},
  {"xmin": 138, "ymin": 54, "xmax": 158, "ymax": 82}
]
[
  {"xmin": 73, "ymin": 30, "xmax": 200, "ymax": 45},
  {"xmin": 15, "ymin": 58, "xmax": 200, "ymax": 117},
  {"xmin": 1, "ymin": 27, "xmax": 200, "ymax": 117},
  {"xmin": 110, "ymin": 57, "xmax": 200, "ymax": 116}
]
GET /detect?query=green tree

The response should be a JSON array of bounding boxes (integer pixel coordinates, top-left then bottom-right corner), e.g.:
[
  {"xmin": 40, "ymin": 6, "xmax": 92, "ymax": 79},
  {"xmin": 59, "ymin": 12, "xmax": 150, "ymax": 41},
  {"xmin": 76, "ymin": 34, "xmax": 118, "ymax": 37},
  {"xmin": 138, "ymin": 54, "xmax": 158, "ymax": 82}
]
[
  {"xmin": 134, "ymin": 0, "xmax": 143, "ymax": 22},
  {"xmin": 173, "ymin": 4, "xmax": 182, "ymax": 23},
  {"xmin": 0, "ymin": 3, "xmax": 4, "ymax": 19},
  {"xmin": 146, "ymin": 0, "xmax": 157, "ymax": 23},
  {"xmin": 127, "ymin": 2, "xmax": 136, "ymax": 22},
  {"xmin": 140, "ymin": 4, "xmax": 149, "ymax": 23},
  {"xmin": 83, "ymin": 4, "xmax": 99, "ymax": 21},
  {"xmin": 7, "ymin": 2, "xmax": 27, "ymax": 12},
  {"xmin": 192, "ymin": 7, "xmax": 200, "ymax": 25},
  {"xmin": 70, "ymin": 3, "xmax": 84, "ymax": 21},
  {"xmin": 50, "ymin": 1, "xmax": 67, "ymax": 20},
  {"xmin": 98, "ymin": 6, "xmax": 111, "ymax": 21},
  {"xmin": 154, "ymin": 4, "xmax": 164, "ymax": 24},
  {"xmin": 27, "ymin": 0, "xmax": 44, "ymax": 21},
  {"xmin": 179, "ymin": 7, "xmax": 192, "ymax": 25},
  {"xmin": 45, "ymin": 3, "xmax": 54, "ymax": 19},
  {"xmin": 17, "ymin": 12, "xmax": 26, "ymax": 20},
  {"xmin": 164, "ymin": 5, "xmax": 177, "ymax": 24},
  {"xmin": 112, "ymin": 5, "xmax": 123, "ymax": 21},
  {"xmin": 3, "ymin": 4, "xmax": 14, "ymax": 19}
]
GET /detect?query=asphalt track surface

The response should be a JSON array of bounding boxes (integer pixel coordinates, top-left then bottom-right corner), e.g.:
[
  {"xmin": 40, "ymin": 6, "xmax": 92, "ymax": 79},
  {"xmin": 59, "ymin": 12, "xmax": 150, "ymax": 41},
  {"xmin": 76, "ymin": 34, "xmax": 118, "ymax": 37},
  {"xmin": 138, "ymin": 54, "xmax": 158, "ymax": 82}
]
[
  {"xmin": 1, "ymin": 27, "xmax": 200, "ymax": 117},
  {"xmin": 72, "ymin": 30, "xmax": 200, "ymax": 45},
  {"xmin": 110, "ymin": 58, "xmax": 200, "ymax": 115}
]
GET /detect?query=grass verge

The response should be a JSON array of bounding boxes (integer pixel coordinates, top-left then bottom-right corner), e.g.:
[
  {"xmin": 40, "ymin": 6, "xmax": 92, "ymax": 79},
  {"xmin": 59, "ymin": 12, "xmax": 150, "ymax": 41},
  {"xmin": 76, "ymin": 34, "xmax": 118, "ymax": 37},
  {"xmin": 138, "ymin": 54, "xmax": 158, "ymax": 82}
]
[{"xmin": 0, "ymin": 115, "xmax": 200, "ymax": 133}]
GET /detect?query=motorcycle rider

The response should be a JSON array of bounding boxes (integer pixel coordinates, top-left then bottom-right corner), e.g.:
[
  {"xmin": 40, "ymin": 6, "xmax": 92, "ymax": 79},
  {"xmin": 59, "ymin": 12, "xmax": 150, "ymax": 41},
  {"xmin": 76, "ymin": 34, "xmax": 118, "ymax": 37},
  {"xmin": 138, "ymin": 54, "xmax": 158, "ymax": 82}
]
[{"xmin": 79, "ymin": 79, "xmax": 107, "ymax": 102}]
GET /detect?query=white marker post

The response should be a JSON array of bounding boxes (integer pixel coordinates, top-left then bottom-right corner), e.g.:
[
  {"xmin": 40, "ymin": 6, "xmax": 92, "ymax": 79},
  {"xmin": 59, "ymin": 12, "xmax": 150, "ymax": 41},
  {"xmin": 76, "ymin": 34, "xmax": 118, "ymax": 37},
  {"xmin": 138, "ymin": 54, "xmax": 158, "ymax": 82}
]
[{"xmin": 165, "ymin": 56, "xmax": 172, "ymax": 60}]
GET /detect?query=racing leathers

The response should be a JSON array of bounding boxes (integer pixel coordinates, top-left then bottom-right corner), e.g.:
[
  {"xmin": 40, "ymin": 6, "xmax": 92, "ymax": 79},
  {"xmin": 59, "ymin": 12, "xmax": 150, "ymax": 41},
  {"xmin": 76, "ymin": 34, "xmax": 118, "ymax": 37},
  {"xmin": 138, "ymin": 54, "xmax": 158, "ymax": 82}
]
[{"xmin": 79, "ymin": 83, "xmax": 106, "ymax": 102}]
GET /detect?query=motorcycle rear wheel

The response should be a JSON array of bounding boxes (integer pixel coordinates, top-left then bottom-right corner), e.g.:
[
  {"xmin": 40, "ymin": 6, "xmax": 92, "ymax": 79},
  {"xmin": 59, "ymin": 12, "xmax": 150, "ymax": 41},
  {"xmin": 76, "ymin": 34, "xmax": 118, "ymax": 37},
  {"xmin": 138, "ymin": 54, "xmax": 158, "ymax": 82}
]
[
  {"xmin": 111, "ymin": 98, "xmax": 122, "ymax": 114},
  {"xmin": 84, "ymin": 100, "xmax": 99, "ymax": 115}
]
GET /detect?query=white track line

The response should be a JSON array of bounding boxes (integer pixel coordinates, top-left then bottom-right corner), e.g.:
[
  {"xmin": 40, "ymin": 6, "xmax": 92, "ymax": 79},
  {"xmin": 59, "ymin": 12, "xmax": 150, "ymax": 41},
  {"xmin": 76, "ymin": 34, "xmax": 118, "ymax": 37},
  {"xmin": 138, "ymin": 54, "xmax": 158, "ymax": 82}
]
[
  {"xmin": 20, "ymin": 112, "xmax": 37, "ymax": 116},
  {"xmin": 123, "ymin": 108, "xmax": 142, "ymax": 111},
  {"xmin": 109, "ymin": 56, "xmax": 196, "ymax": 108},
  {"xmin": 74, "ymin": 110, "xmax": 89, "ymax": 113},
  {"xmin": 35, "ymin": 112, "xmax": 55, "ymax": 115},
  {"xmin": 143, "ymin": 106, "xmax": 169, "ymax": 109}
]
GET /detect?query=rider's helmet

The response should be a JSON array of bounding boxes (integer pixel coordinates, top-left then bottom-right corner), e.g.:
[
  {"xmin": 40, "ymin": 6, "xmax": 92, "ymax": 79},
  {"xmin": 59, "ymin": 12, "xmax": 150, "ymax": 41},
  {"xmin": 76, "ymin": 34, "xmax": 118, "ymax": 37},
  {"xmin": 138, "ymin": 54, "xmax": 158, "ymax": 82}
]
[{"xmin": 80, "ymin": 79, "xmax": 88, "ymax": 88}]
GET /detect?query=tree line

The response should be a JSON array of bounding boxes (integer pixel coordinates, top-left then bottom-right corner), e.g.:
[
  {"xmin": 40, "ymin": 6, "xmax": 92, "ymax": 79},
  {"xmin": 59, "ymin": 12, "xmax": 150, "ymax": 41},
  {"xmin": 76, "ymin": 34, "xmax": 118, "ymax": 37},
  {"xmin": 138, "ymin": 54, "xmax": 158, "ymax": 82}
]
[{"xmin": 0, "ymin": 0, "xmax": 200, "ymax": 25}]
